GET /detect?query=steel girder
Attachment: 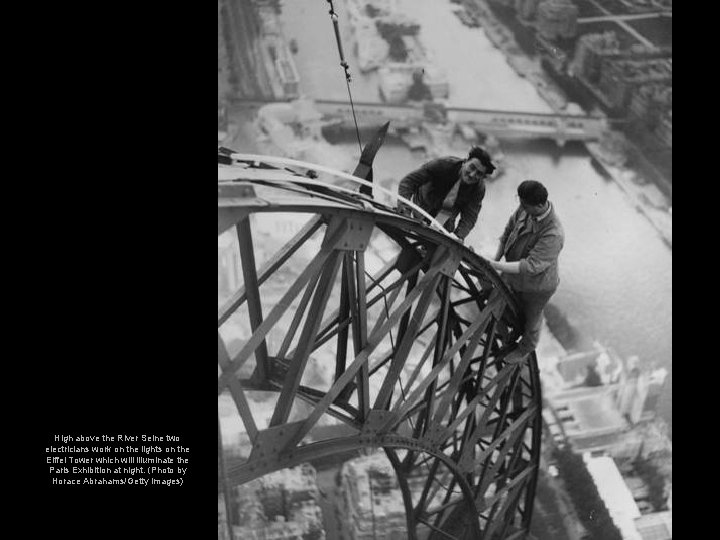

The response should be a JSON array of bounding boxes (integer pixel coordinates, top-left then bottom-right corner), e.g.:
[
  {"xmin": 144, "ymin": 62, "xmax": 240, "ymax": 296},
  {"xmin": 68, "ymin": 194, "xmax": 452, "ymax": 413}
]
[{"xmin": 218, "ymin": 156, "xmax": 542, "ymax": 540}]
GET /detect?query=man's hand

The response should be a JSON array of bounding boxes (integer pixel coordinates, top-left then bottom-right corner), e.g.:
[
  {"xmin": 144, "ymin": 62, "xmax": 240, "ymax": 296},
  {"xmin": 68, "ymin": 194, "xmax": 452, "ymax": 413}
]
[
  {"xmin": 490, "ymin": 259, "xmax": 522, "ymax": 275},
  {"xmin": 396, "ymin": 203, "xmax": 413, "ymax": 217}
]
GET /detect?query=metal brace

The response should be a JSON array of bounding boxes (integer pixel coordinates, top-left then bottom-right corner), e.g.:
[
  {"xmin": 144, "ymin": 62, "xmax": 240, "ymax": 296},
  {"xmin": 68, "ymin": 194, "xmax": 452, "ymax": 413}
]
[
  {"xmin": 324, "ymin": 216, "xmax": 375, "ymax": 251},
  {"xmin": 361, "ymin": 409, "xmax": 397, "ymax": 436},
  {"xmin": 248, "ymin": 421, "xmax": 306, "ymax": 465}
]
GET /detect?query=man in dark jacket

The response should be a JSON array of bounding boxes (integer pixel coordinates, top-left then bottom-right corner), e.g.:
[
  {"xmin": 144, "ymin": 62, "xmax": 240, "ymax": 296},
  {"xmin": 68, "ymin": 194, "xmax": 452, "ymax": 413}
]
[
  {"xmin": 397, "ymin": 146, "xmax": 496, "ymax": 242},
  {"xmin": 490, "ymin": 180, "xmax": 564, "ymax": 364}
]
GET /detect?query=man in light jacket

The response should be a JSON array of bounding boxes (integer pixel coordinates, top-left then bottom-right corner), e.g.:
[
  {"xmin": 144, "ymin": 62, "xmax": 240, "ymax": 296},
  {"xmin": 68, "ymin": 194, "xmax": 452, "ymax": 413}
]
[{"xmin": 490, "ymin": 180, "xmax": 564, "ymax": 364}]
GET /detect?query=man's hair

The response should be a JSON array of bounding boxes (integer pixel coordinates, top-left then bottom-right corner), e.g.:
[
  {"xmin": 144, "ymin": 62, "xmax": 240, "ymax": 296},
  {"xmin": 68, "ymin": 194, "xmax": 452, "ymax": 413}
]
[
  {"xmin": 517, "ymin": 180, "xmax": 548, "ymax": 206},
  {"xmin": 467, "ymin": 146, "xmax": 496, "ymax": 175}
]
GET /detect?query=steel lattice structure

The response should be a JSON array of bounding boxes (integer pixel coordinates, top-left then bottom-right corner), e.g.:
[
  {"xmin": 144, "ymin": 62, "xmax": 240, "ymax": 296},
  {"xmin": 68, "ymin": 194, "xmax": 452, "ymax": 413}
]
[{"xmin": 218, "ymin": 153, "xmax": 542, "ymax": 540}]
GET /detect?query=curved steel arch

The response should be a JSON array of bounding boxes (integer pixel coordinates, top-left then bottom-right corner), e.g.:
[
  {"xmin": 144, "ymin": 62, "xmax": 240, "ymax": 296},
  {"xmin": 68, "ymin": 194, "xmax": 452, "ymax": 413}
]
[{"xmin": 218, "ymin": 155, "xmax": 542, "ymax": 540}]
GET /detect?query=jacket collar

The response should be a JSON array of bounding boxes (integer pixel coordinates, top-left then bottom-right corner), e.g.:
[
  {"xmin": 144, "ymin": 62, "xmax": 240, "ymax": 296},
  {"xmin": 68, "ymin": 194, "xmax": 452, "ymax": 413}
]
[
  {"xmin": 518, "ymin": 202, "xmax": 555, "ymax": 234},
  {"xmin": 536, "ymin": 201, "xmax": 553, "ymax": 222}
]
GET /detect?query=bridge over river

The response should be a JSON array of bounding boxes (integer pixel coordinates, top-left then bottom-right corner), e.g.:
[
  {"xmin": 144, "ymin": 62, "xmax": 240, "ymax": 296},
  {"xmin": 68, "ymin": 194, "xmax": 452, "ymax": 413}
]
[
  {"xmin": 233, "ymin": 97, "xmax": 609, "ymax": 146},
  {"xmin": 314, "ymin": 100, "xmax": 608, "ymax": 146}
]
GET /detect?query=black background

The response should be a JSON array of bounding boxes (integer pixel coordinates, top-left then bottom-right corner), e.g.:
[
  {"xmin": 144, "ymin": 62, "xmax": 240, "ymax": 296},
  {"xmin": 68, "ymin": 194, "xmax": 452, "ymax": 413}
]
[{"xmin": 14, "ymin": 4, "xmax": 208, "ymax": 538}]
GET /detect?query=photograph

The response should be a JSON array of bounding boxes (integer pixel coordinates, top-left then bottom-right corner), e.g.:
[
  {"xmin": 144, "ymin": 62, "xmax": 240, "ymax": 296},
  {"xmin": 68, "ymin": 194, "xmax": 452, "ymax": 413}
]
[{"xmin": 218, "ymin": 1, "xmax": 672, "ymax": 538}]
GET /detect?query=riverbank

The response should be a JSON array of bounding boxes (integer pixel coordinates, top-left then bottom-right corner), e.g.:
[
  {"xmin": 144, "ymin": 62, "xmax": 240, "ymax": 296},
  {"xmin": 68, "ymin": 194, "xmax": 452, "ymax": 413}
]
[
  {"xmin": 460, "ymin": 0, "xmax": 671, "ymax": 248},
  {"xmin": 458, "ymin": 0, "xmax": 570, "ymax": 112}
]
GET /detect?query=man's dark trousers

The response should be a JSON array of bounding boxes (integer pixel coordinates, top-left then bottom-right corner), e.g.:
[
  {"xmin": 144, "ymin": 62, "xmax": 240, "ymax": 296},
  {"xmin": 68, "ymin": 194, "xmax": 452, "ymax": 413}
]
[{"xmin": 512, "ymin": 288, "xmax": 555, "ymax": 353}]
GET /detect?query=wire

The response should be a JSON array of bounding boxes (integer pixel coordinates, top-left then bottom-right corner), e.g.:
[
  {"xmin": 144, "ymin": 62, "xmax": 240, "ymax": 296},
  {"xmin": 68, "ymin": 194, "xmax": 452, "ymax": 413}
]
[
  {"xmin": 326, "ymin": 0, "xmax": 363, "ymax": 154},
  {"xmin": 345, "ymin": 77, "xmax": 364, "ymax": 155},
  {"xmin": 225, "ymin": 153, "xmax": 457, "ymax": 238}
]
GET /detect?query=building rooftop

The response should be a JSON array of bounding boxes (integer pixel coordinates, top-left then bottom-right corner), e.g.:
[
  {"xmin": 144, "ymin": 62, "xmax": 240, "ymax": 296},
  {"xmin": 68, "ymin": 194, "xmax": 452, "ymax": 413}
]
[
  {"xmin": 583, "ymin": 455, "xmax": 642, "ymax": 540},
  {"xmin": 635, "ymin": 510, "xmax": 672, "ymax": 540},
  {"xmin": 342, "ymin": 452, "xmax": 407, "ymax": 515},
  {"xmin": 554, "ymin": 347, "xmax": 624, "ymax": 387},
  {"xmin": 552, "ymin": 386, "xmax": 628, "ymax": 437},
  {"xmin": 571, "ymin": 390, "xmax": 626, "ymax": 431},
  {"xmin": 262, "ymin": 464, "xmax": 318, "ymax": 492}
]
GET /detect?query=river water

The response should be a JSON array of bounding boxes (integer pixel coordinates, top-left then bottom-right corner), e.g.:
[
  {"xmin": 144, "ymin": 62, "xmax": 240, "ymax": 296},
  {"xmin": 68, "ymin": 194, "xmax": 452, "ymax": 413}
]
[{"xmin": 275, "ymin": 0, "xmax": 671, "ymax": 435}]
